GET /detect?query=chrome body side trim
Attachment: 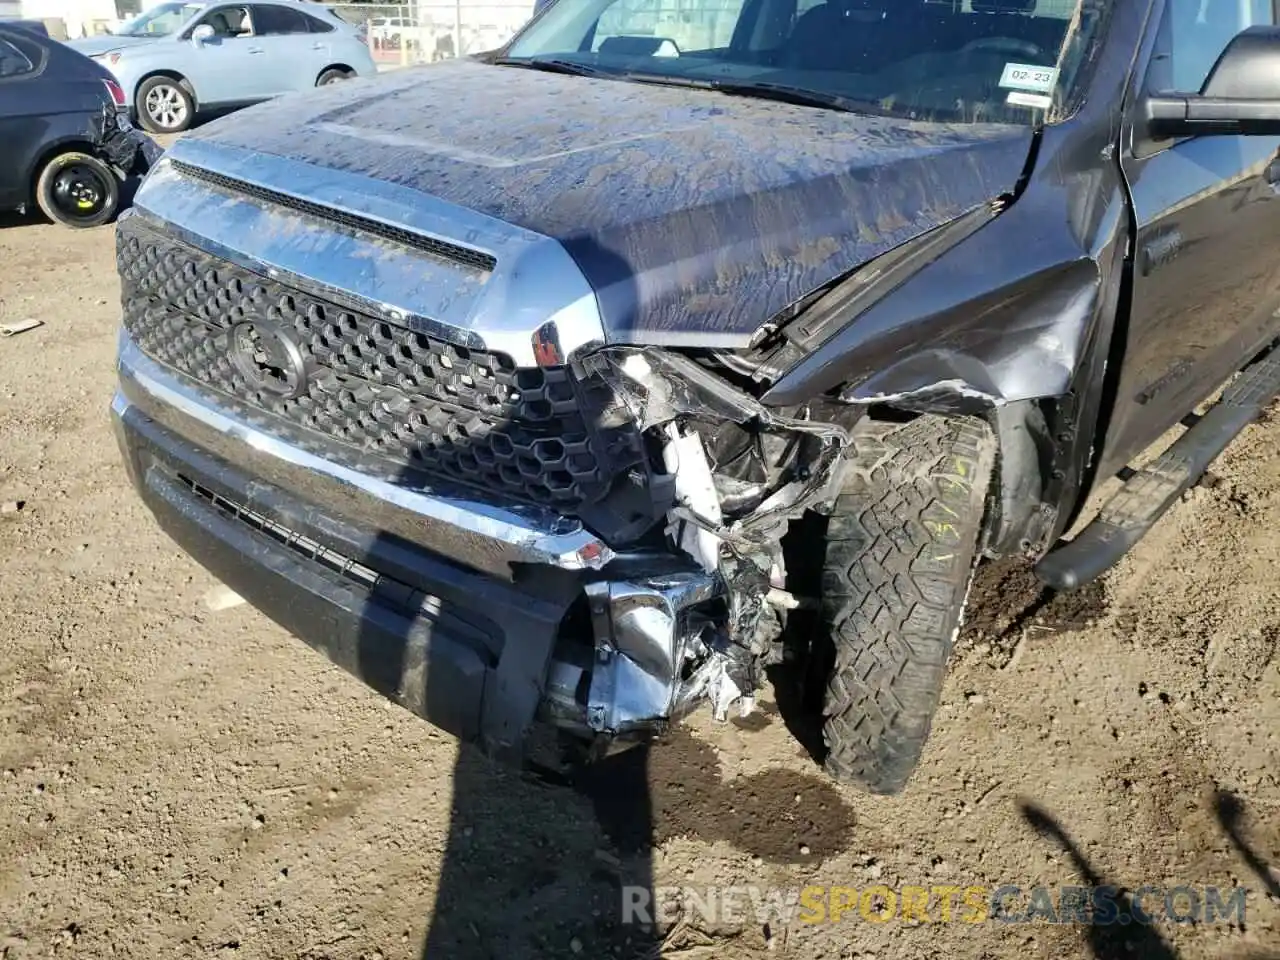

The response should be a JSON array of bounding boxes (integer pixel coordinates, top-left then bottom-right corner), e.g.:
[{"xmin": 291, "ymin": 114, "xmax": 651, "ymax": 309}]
[
  {"xmin": 115, "ymin": 334, "xmax": 614, "ymax": 577},
  {"xmin": 131, "ymin": 139, "xmax": 607, "ymax": 367}
]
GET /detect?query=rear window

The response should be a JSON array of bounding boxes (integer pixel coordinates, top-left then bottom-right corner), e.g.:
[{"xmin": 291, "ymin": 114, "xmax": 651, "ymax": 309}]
[
  {"xmin": 252, "ymin": 3, "xmax": 309, "ymax": 34},
  {"xmin": 304, "ymin": 12, "xmax": 335, "ymax": 32},
  {"xmin": 0, "ymin": 34, "xmax": 35, "ymax": 78}
]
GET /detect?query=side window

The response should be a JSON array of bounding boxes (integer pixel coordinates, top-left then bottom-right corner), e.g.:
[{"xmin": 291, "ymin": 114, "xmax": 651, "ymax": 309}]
[
  {"xmin": 592, "ymin": 0, "xmax": 748, "ymax": 53},
  {"xmin": 0, "ymin": 36, "xmax": 34, "ymax": 78},
  {"xmin": 199, "ymin": 6, "xmax": 253, "ymax": 37},
  {"xmin": 1147, "ymin": 0, "xmax": 1274, "ymax": 94},
  {"xmin": 304, "ymin": 13, "xmax": 335, "ymax": 33},
  {"xmin": 252, "ymin": 4, "xmax": 309, "ymax": 35}
]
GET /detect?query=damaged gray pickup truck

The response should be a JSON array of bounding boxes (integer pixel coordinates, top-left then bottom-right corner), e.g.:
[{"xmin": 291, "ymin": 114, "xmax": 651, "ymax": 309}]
[{"xmin": 112, "ymin": 0, "xmax": 1280, "ymax": 793}]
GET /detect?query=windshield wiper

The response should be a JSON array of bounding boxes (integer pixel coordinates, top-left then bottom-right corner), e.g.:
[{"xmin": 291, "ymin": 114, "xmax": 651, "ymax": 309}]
[
  {"xmin": 592, "ymin": 71, "xmax": 896, "ymax": 117},
  {"xmin": 490, "ymin": 59, "xmax": 895, "ymax": 117},
  {"xmin": 708, "ymin": 80, "xmax": 896, "ymax": 117},
  {"xmin": 491, "ymin": 56, "xmax": 609, "ymax": 78}
]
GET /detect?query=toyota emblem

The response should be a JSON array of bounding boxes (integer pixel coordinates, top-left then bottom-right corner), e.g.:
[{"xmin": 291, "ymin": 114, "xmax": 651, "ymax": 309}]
[{"xmin": 229, "ymin": 321, "xmax": 309, "ymax": 398}]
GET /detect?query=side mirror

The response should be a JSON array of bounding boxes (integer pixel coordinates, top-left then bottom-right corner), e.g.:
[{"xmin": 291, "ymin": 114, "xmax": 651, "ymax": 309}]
[
  {"xmin": 191, "ymin": 23, "xmax": 215, "ymax": 46},
  {"xmin": 1146, "ymin": 25, "xmax": 1280, "ymax": 137}
]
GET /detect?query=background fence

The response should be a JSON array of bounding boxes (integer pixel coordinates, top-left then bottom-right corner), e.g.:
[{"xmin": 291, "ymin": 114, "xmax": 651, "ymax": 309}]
[{"xmin": 329, "ymin": 0, "xmax": 535, "ymax": 65}]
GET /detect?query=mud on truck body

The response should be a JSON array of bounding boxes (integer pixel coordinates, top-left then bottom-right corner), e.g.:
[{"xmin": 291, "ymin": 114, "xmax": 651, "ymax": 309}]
[{"xmin": 112, "ymin": 0, "xmax": 1280, "ymax": 793}]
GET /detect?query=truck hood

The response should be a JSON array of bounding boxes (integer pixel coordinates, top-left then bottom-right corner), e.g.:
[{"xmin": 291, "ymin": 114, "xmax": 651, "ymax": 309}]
[
  {"xmin": 64, "ymin": 34, "xmax": 157, "ymax": 56},
  {"xmin": 189, "ymin": 59, "xmax": 1036, "ymax": 345}
]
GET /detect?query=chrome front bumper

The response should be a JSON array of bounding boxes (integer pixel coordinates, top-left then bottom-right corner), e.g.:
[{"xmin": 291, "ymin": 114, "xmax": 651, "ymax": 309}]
[{"xmin": 114, "ymin": 333, "xmax": 727, "ymax": 752}]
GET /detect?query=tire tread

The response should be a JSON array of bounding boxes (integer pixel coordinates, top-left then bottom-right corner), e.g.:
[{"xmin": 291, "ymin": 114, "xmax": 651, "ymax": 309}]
[{"xmin": 821, "ymin": 415, "xmax": 995, "ymax": 794}]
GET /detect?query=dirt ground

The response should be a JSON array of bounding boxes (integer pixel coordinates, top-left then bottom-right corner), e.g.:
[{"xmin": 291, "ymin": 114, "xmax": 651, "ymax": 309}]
[{"xmin": 1, "ymin": 209, "xmax": 1278, "ymax": 960}]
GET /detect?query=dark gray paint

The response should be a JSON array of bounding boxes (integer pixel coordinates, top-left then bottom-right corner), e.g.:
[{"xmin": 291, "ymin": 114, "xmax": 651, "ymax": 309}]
[{"xmin": 188, "ymin": 59, "xmax": 1034, "ymax": 343}]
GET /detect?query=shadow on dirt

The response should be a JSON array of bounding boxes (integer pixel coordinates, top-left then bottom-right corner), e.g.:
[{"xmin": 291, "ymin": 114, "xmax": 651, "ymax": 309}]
[
  {"xmin": 413, "ymin": 724, "xmax": 856, "ymax": 957},
  {"xmin": 336, "ymin": 464, "xmax": 854, "ymax": 955},
  {"xmin": 1020, "ymin": 797, "xmax": 1280, "ymax": 960},
  {"xmin": 1214, "ymin": 789, "xmax": 1280, "ymax": 900},
  {"xmin": 1021, "ymin": 800, "xmax": 1179, "ymax": 960}
]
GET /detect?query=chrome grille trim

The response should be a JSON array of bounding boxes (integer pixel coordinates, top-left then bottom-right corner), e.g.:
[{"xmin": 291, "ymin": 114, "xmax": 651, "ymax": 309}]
[
  {"xmin": 132, "ymin": 139, "xmax": 607, "ymax": 368},
  {"xmin": 114, "ymin": 334, "xmax": 616, "ymax": 577}
]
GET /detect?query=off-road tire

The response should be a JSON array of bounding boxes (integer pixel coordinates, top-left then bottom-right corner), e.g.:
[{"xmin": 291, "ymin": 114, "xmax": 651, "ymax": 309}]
[{"xmin": 820, "ymin": 415, "xmax": 996, "ymax": 794}]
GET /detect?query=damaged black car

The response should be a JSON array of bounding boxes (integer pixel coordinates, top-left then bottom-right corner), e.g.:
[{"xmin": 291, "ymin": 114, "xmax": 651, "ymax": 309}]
[
  {"xmin": 0, "ymin": 22, "xmax": 160, "ymax": 228},
  {"xmin": 112, "ymin": 0, "xmax": 1280, "ymax": 793}
]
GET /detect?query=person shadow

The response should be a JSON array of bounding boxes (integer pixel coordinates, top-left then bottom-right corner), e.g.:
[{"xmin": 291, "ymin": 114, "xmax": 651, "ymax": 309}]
[
  {"xmin": 337, "ymin": 462, "xmax": 665, "ymax": 957},
  {"xmin": 417, "ymin": 743, "xmax": 659, "ymax": 958},
  {"xmin": 1020, "ymin": 801, "xmax": 1180, "ymax": 960},
  {"xmin": 337, "ymin": 476, "xmax": 854, "ymax": 957},
  {"xmin": 1214, "ymin": 789, "xmax": 1280, "ymax": 902},
  {"xmin": 1021, "ymin": 796, "xmax": 1280, "ymax": 960}
]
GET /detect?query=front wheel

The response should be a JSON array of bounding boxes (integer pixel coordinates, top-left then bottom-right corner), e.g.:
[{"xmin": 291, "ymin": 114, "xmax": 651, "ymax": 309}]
[
  {"xmin": 317, "ymin": 68, "xmax": 353, "ymax": 86},
  {"xmin": 35, "ymin": 152, "xmax": 120, "ymax": 228},
  {"xmin": 818, "ymin": 415, "xmax": 996, "ymax": 794},
  {"xmin": 136, "ymin": 76, "xmax": 194, "ymax": 133}
]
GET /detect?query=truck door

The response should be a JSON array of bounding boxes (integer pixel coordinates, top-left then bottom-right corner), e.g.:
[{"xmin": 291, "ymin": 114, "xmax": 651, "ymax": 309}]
[{"xmin": 1104, "ymin": 0, "xmax": 1280, "ymax": 475}]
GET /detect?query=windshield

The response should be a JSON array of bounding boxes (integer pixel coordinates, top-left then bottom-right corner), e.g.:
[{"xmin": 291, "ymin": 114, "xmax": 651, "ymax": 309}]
[
  {"xmin": 115, "ymin": 1, "xmax": 206, "ymax": 37},
  {"xmin": 505, "ymin": 0, "xmax": 1105, "ymax": 124}
]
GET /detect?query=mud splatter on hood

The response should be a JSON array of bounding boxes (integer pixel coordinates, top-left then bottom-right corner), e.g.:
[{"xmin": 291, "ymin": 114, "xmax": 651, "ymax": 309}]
[{"xmin": 191, "ymin": 59, "xmax": 1035, "ymax": 344}]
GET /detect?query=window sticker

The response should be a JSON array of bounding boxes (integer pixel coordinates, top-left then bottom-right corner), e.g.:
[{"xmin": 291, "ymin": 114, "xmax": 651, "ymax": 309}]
[
  {"xmin": 1007, "ymin": 90, "xmax": 1053, "ymax": 109},
  {"xmin": 999, "ymin": 62, "xmax": 1059, "ymax": 93}
]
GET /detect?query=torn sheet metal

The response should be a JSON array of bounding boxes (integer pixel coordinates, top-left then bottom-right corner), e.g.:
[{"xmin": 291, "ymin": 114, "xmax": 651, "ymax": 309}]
[
  {"xmin": 92, "ymin": 105, "xmax": 161, "ymax": 176},
  {"xmin": 583, "ymin": 346, "xmax": 847, "ymax": 442},
  {"xmin": 583, "ymin": 572, "xmax": 725, "ymax": 735},
  {"xmin": 582, "ymin": 344, "xmax": 850, "ymax": 700}
]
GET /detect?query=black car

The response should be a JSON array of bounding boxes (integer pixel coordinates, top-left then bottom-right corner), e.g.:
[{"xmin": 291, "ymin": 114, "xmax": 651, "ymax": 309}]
[
  {"xmin": 0, "ymin": 23, "xmax": 158, "ymax": 228},
  {"xmin": 0, "ymin": 19, "xmax": 50, "ymax": 36},
  {"xmin": 109, "ymin": 0, "xmax": 1280, "ymax": 796}
]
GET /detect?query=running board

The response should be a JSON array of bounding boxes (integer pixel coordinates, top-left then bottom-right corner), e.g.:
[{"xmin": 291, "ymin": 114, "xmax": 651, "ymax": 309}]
[{"xmin": 1037, "ymin": 345, "xmax": 1280, "ymax": 590}]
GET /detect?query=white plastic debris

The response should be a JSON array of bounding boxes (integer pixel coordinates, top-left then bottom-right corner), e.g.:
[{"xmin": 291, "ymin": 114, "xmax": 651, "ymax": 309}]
[
  {"xmin": 0, "ymin": 319, "xmax": 43, "ymax": 338},
  {"xmin": 661, "ymin": 423, "xmax": 723, "ymax": 574},
  {"xmin": 203, "ymin": 584, "xmax": 246, "ymax": 612}
]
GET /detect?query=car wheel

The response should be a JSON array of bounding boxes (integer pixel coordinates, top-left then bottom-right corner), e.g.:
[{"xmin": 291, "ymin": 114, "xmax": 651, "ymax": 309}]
[
  {"xmin": 35, "ymin": 151, "xmax": 120, "ymax": 228},
  {"xmin": 136, "ymin": 76, "xmax": 194, "ymax": 133},
  {"xmin": 317, "ymin": 68, "xmax": 353, "ymax": 86},
  {"xmin": 817, "ymin": 415, "xmax": 996, "ymax": 794}
]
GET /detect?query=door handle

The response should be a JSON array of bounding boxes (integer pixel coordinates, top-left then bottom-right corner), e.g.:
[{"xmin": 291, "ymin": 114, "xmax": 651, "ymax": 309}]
[
  {"xmin": 247, "ymin": 46, "xmax": 265, "ymax": 54},
  {"xmin": 311, "ymin": 42, "xmax": 325, "ymax": 50}
]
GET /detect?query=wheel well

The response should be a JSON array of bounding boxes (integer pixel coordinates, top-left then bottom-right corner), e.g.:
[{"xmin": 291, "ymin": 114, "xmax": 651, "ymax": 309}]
[
  {"xmin": 861, "ymin": 401, "xmax": 1053, "ymax": 561},
  {"xmin": 135, "ymin": 70, "xmax": 197, "ymax": 110},
  {"xmin": 317, "ymin": 63, "xmax": 354, "ymax": 81}
]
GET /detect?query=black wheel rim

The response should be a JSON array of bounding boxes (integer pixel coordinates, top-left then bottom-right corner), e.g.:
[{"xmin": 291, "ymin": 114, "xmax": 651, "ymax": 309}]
[{"xmin": 49, "ymin": 164, "xmax": 110, "ymax": 223}]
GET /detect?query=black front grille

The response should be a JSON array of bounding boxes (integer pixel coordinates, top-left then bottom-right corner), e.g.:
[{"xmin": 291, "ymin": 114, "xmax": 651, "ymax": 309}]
[{"xmin": 118, "ymin": 221, "xmax": 648, "ymax": 517}]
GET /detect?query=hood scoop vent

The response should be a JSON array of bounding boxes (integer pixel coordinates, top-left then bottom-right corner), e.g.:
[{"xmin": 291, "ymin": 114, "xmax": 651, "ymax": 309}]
[{"xmin": 170, "ymin": 159, "xmax": 497, "ymax": 274}]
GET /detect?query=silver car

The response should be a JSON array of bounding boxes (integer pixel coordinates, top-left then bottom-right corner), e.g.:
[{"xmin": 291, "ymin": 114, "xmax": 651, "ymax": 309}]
[{"xmin": 67, "ymin": 2, "xmax": 376, "ymax": 133}]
